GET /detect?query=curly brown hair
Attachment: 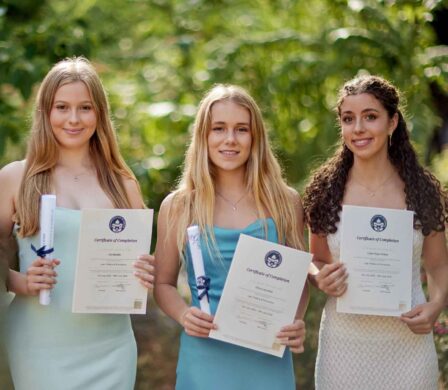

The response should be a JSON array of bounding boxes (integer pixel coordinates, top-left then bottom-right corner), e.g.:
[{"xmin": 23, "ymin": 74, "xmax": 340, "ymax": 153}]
[{"xmin": 303, "ymin": 75, "xmax": 448, "ymax": 236}]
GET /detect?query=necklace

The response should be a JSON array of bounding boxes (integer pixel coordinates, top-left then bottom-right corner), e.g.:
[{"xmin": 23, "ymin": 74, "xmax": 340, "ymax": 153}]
[
  {"xmin": 73, "ymin": 171, "xmax": 92, "ymax": 182},
  {"xmin": 215, "ymin": 190, "xmax": 248, "ymax": 211},
  {"xmin": 351, "ymin": 171, "xmax": 395, "ymax": 197}
]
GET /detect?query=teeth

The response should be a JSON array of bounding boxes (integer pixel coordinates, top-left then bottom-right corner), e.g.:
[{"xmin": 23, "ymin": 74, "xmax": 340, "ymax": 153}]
[{"xmin": 220, "ymin": 151, "xmax": 238, "ymax": 155}]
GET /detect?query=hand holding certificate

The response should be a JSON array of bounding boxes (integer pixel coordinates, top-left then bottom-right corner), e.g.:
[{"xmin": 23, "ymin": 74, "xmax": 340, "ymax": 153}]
[
  {"xmin": 72, "ymin": 209, "xmax": 153, "ymax": 314},
  {"xmin": 209, "ymin": 234, "xmax": 311, "ymax": 357},
  {"xmin": 337, "ymin": 205, "xmax": 413, "ymax": 316}
]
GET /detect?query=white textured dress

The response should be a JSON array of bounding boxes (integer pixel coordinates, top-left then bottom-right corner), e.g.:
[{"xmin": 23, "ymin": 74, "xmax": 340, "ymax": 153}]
[{"xmin": 315, "ymin": 228, "xmax": 439, "ymax": 390}]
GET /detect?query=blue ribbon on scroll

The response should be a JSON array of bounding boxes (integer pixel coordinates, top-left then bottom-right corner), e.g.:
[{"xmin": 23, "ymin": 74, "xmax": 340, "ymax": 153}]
[
  {"xmin": 31, "ymin": 244, "xmax": 54, "ymax": 258},
  {"xmin": 197, "ymin": 276, "xmax": 210, "ymax": 301}
]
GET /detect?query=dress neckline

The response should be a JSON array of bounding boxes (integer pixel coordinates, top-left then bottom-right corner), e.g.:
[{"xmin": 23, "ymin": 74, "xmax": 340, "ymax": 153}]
[
  {"xmin": 213, "ymin": 217, "xmax": 274, "ymax": 232},
  {"xmin": 57, "ymin": 206, "xmax": 82, "ymax": 212}
]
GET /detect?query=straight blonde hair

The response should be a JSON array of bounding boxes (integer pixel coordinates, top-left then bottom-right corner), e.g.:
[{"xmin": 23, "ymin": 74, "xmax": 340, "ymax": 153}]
[
  {"xmin": 16, "ymin": 57, "xmax": 142, "ymax": 237},
  {"xmin": 168, "ymin": 84, "xmax": 304, "ymax": 259}
]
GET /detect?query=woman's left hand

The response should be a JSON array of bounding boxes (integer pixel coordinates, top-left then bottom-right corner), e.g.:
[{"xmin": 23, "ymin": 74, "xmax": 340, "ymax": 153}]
[
  {"xmin": 133, "ymin": 254, "xmax": 155, "ymax": 290},
  {"xmin": 400, "ymin": 301, "xmax": 444, "ymax": 334},
  {"xmin": 276, "ymin": 319, "xmax": 306, "ymax": 353}
]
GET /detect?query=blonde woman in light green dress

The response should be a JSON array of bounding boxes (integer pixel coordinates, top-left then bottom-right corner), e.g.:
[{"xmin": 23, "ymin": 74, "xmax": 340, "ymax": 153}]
[{"xmin": 0, "ymin": 57, "xmax": 154, "ymax": 390}]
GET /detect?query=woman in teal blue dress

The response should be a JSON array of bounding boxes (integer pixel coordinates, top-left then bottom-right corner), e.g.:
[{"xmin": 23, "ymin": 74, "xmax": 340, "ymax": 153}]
[
  {"xmin": 154, "ymin": 85, "xmax": 308, "ymax": 389},
  {"xmin": 0, "ymin": 57, "xmax": 154, "ymax": 390}
]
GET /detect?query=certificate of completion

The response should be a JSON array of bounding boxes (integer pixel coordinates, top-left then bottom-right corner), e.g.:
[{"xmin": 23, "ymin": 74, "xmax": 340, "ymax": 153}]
[
  {"xmin": 209, "ymin": 234, "xmax": 312, "ymax": 357},
  {"xmin": 72, "ymin": 209, "xmax": 153, "ymax": 314},
  {"xmin": 337, "ymin": 205, "xmax": 413, "ymax": 317}
]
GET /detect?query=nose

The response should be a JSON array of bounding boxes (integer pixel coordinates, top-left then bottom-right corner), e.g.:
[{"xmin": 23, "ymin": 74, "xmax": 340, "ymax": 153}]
[
  {"xmin": 225, "ymin": 129, "xmax": 237, "ymax": 143},
  {"xmin": 68, "ymin": 108, "xmax": 80, "ymax": 124},
  {"xmin": 353, "ymin": 118, "xmax": 363, "ymax": 133}
]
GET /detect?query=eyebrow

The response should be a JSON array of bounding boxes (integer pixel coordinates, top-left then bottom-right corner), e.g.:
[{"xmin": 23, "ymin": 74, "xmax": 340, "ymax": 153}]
[
  {"xmin": 212, "ymin": 121, "xmax": 250, "ymax": 125},
  {"xmin": 341, "ymin": 108, "xmax": 380, "ymax": 114},
  {"xmin": 53, "ymin": 100, "xmax": 93, "ymax": 104}
]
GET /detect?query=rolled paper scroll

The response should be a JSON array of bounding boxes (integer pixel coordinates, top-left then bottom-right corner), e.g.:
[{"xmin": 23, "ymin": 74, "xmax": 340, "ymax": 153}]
[
  {"xmin": 187, "ymin": 225, "xmax": 211, "ymax": 315},
  {"xmin": 31, "ymin": 195, "xmax": 56, "ymax": 306}
]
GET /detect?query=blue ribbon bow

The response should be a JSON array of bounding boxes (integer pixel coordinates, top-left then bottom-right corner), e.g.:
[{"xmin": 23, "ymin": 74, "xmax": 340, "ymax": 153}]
[
  {"xmin": 31, "ymin": 244, "xmax": 54, "ymax": 258},
  {"xmin": 197, "ymin": 276, "xmax": 210, "ymax": 301}
]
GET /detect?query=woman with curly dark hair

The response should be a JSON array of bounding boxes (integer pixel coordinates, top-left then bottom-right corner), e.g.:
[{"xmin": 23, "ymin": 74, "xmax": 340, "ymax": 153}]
[{"xmin": 303, "ymin": 75, "xmax": 448, "ymax": 389}]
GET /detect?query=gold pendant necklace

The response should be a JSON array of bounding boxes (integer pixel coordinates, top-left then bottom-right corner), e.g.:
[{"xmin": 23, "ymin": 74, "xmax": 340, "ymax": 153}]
[{"xmin": 352, "ymin": 171, "xmax": 395, "ymax": 197}]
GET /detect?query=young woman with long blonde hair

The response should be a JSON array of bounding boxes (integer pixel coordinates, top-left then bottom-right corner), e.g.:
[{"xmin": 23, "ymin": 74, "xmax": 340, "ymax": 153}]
[
  {"xmin": 0, "ymin": 57, "xmax": 154, "ymax": 390},
  {"xmin": 154, "ymin": 84, "xmax": 308, "ymax": 389}
]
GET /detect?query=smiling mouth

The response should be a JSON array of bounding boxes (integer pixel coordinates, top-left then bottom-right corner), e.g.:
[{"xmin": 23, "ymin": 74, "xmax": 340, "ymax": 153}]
[
  {"xmin": 352, "ymin": 138, "xmax": 372, "ymax": 147},
  {"xmin": 219, "ymin": 150, "xmax": 239, "ymax": 156},
  {"xmin": 64, "ymin": 128, "xmax": 83, "ymax": 134}
]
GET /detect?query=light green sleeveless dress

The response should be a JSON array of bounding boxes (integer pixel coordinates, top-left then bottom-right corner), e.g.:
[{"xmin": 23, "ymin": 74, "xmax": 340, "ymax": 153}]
[{"xmin": 6, "ymin": 208, "xmax": 137, "ymax": 390}]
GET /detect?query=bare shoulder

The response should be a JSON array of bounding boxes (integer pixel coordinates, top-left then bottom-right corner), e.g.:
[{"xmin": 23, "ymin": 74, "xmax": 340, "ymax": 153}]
[
  {"xmin": 0, "ymin": 160, "xmax": 26, "ymax": 193},
  {"xmin": 159, "ymin": 192, "xmax": 178, "ymax": 215},
  {"xmin": 0, "ymin": 160, "xmax": 25, "ymax": 179},
  {"xmin": 123, "ymin": 177, "xmax": 144, "ymax": 208},
  {"xmin": 287, "ymin": 186, "xmax": 303, "ymax": 209}
]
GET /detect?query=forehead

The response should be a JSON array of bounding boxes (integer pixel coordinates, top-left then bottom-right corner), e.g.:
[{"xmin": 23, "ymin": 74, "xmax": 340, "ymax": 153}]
[
  {"xmin": 53, "ymin": 81, "xmax": 92, "ymax": 102},
  {"xmin": 340, "ymin": 93, "xmax": 384, "ymax": 112},
  {"xmin": 210, "ymin": 100, "xmax": 250, "ymax": 123}
]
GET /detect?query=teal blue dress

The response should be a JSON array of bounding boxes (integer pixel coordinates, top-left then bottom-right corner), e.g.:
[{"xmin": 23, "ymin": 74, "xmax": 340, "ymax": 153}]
[
  {"xmin": 176, "ymin": 218, "xmax": 295, "ymax": 390},
  {"xmin": 6, "ymin": 208, "xmax": 137, "ymax": 390}
]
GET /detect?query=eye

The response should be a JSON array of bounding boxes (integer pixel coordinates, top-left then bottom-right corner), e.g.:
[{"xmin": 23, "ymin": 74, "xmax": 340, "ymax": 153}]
[
  {"xmin": 341, "ymin": 116, "xmax": 352, "ymax": 124},
  {"xmin": 212, "ymin": 126, "xmax": 224, "ymax": 132},
  {"xmin": 237, "ymin": 126, "xmax": 249, "ymax": 133},
  {"xmin": 366, "ymin": 114, "xmax": 377, "ymax": 121},
  {"xmin": 55, "ymin": 104, "xmax": 67, "ymax": 111},
  {"xmin": 80, "ymin": 105, "xmax": 93, "ymax": 111}
]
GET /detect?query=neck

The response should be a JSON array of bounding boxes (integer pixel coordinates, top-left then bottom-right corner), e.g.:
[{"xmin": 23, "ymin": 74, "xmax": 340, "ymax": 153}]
[
  {"xmin": 351, "ymin": 153, "xmax": 395, "ymax": 185},
  {"xmin": 214, "ymin": 169, "xmax": 247, "ymax": 195},
  {"xmin": 56, "ymin": 146, "xmax": 93, "ymax": 172}
]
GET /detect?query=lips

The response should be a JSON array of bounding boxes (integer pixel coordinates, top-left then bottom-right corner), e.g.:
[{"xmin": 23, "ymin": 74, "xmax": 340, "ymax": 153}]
[
  {"xmin": 219, "ymin": 150, "xmax": 239, "ymax": 156},
  {"xmin": 64, "ymin": 128, "xmax": 83, "ymax": 135},
  {"xmin": 352, "ymin": 138, "xmax": 372, "ymax": 147}
]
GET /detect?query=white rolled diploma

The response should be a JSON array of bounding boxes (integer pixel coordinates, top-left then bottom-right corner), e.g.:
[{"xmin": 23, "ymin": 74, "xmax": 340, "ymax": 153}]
[
  {"xmin": 38, "ymin": 195, "xmax": 56, "ymax": 305},
  {"xmin": 187, "ymin": 225, "xmax": 211, "ymax": 315}
]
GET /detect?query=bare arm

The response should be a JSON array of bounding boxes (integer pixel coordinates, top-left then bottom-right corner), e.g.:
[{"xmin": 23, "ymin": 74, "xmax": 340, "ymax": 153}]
[
  {"xmin": 0, "ymin": 162, "xmax": 60, "ymax": 295},
  {"xmin": 276, "ymin": 191, "xmax": 307, "ymax": 353},
  {"xmin": 0, "ymin": 162, "xmax": 25, "ymax": 292},
  {"xmin": 124, "ymin": 178, "xmax": 145, "ymax": 209},
  {"xmin": 308, "ymin": 232, "xmax": 348, "ymax": 297},
  {"xmin": 154, "ymin": 195, "xmax": 215, "ymax": 337},
  {"xmin": 123, "ymin": 178, "xmax": 155, "ymax": 289},
  {"xmin": 423, "ymin": 231, "xmax": 448, "ymax": 306},
  {"xmin": 401, "ymin": 231, "xmax": 448, "ymax": 334}
]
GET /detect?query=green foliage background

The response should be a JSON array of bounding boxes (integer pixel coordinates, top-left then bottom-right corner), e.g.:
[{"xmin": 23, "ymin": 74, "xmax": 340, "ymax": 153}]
[{"xmin": 1, "ymin": 0, "xmax": 447, "ymax": 388}]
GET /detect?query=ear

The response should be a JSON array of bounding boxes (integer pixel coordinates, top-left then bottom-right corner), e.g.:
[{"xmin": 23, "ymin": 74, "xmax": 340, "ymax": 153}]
[{"xmin": 388, "ymin": 113, "xmax": 398, "ymax": 136}]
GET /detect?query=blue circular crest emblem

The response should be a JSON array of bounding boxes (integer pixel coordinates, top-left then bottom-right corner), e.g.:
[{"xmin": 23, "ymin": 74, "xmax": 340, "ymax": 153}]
[
  {"xmin": 109, "ymin": 216, "xmax": 126, "ymax": 233},
  {"xmin": 264, "ymin": 250, "xmax": 282, "ymax": 268},
  {"xmin": 370, "ymin": 215, "xmax": 387, "ymax": 232}
]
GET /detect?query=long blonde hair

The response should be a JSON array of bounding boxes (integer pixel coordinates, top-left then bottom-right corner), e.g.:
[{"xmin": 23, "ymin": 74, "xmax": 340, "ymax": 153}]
[
  {"xmin": 168, "ymin": 84, "xmax": 304, "ymax": 258},
  {"xmin": 16, "ymin": 57, "xmax": 142, "ymax": 237}
]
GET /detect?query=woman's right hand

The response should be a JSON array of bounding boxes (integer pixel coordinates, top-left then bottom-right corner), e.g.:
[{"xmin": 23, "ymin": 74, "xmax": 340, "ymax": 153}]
[
  {"xmin": 26, "ymin": 258, "xmax": 60, "ymax": 296},
  {"xmin": 180, "ymin": 306, "xmax": 217, "ymax": 338},
  {"xmin": 314, "ymin": 262, "xmax": 348, "ymax": 297}
]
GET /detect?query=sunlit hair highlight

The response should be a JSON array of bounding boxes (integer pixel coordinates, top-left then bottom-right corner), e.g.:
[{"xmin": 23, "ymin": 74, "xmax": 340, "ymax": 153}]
[
  {"xmin": 16, "ymin": 56, "xmax": 142, "ymax": 237},
  {"xmin": 304, "ymin": 75, "xmax": 448, "ymax": 236},
  {"xmin": 168, "ymin": 84, "xmax": 304, "ymax": 259}
]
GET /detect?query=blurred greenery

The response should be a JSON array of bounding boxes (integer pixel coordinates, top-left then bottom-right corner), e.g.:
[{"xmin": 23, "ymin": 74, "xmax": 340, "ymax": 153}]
[{"xmin": 1, "ymin": 0, "xmax": 448, "ymax": 388}]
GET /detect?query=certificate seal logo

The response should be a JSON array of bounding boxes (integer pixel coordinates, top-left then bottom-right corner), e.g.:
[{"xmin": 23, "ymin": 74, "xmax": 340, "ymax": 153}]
[
  {"xmin": 265, "ymin": 250, "xmax": 282, "ymax": 268},
  {"xmin": 370, "ymin": 215, "xmax": 387, "ymax": 232},
  {"xmin": 109, "ymin": 216, "xmax": 126, "ymax": 233}
]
